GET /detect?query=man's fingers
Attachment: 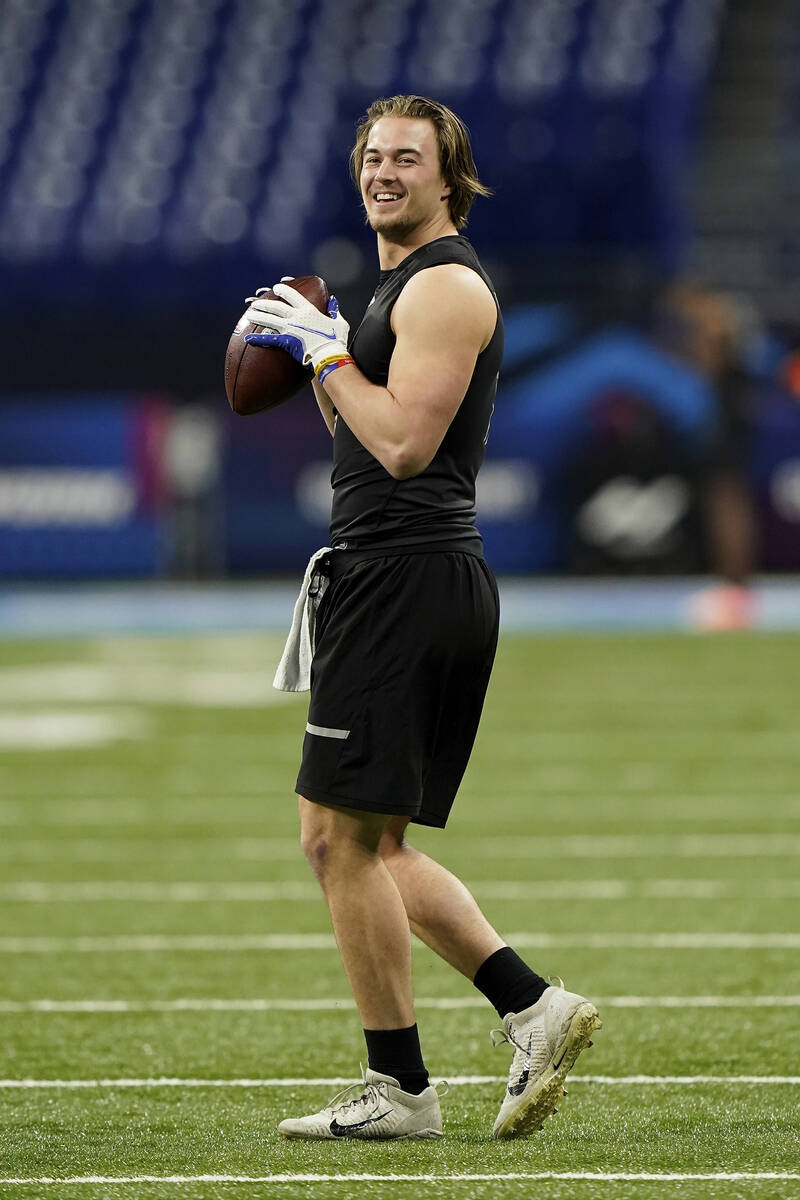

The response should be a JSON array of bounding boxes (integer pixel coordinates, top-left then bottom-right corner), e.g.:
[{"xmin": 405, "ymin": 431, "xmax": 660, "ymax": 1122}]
[
  {"xmin": 245, "ymin": 297, "xmax": 292, "ymax": 320},
  {"xmin": 244, "ymin": 332, "xmax": 282, "ymax": 347},
  {"xmin": 272, "ymin": 282, "xmax": 308, "ymax": 307},
  {"xmin": 244, "ymin": 278, "xmax": 294, "ymax": 304},
  {"xmin": 327, "ymin": 296, "xmax": 339, "ymax": 319}
]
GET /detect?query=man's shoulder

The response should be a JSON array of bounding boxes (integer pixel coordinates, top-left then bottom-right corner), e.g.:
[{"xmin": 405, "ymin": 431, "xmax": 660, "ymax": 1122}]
[
  {"xmin": 398, "ymin": 261, "xmax": 494, "ymax": 308},
  {"xmin": 391, "ymin": 262, "xmax": 497, "ymax": 356},
  {"xmin": 398, "ymin": 237, "xmax": 495, "ymax": 297}
]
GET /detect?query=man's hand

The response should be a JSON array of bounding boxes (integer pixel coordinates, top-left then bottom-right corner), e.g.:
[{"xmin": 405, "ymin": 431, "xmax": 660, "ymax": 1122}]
[{"xmin": 244, "ymin": 284, "xmax": 351, "ymax": 380}]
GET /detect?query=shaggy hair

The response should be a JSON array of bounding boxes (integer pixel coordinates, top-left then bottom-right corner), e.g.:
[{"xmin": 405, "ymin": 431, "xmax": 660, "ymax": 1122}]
[{"xmin": 350, "ymin": 94, "xmax": 491, "ymax": 230}]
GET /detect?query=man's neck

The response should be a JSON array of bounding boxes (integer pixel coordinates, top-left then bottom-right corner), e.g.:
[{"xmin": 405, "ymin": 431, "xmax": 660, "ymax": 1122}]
[{"xmin": 376, "ymin": 219, "xmax": 459, "ymax": 270}]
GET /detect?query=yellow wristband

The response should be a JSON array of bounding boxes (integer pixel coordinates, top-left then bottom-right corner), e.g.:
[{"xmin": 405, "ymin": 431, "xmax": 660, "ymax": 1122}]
[{"xmin": 316, "ymin": 355, "xmax": 354, "ymax": 383}]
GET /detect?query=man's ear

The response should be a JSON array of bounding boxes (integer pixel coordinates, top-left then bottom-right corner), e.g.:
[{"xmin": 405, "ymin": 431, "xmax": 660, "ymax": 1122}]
[{"xmin": 441, "ymin": 183, "xmax": 453, "ymax": 199}]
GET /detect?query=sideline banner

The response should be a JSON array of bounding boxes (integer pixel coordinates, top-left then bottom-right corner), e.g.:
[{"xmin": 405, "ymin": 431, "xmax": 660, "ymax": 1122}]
[{"xmin": 0, "ymin": 396, "xmax": 168, "ymax": 578}]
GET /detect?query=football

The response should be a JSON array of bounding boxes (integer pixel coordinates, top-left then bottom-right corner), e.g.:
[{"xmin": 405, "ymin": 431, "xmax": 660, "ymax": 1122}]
[{"xmin": 224, "ymin": 275, "xmax": 330, "ymax": 416}]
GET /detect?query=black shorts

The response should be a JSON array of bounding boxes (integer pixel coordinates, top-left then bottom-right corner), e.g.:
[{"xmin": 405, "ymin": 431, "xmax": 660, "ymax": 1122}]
[{"xmin": 295, "ymin": 547, "xmax": 499, "ymax": 829}]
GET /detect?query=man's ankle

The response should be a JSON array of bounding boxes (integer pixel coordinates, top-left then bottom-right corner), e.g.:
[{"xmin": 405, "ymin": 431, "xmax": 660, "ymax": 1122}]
[{"xmin": 364, "ymin": 1024, "xmax": 430, "ymax": 1094}]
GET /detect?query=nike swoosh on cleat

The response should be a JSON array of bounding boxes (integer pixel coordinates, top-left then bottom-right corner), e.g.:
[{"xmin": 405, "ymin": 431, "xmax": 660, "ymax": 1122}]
[
  {"xmin": 329, "ymin": 1111, "xmax": 391, "ymax": 1137},
  {"xmin": 554, "ymin": 1006, "xmax": 599, "ymax": 1069},
  {"xmin": 507, "ymin": 1034, "xmax": 533, "ymax": 1097},
  {"xmin": 552, "ymin": 1040, "xmax": 570, "ymax": 1070}
]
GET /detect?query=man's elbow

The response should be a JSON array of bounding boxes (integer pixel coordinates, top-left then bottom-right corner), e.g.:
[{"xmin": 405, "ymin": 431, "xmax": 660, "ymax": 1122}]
[{"xmin": 384, "ymin": 444, "xmax": 431, "ymax": 480}]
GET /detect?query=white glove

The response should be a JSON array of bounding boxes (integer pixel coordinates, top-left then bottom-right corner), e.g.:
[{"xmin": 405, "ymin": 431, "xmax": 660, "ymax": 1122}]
[{"xmin": 243, "ymin": 283, "xmax": 351, "ymax": 379}]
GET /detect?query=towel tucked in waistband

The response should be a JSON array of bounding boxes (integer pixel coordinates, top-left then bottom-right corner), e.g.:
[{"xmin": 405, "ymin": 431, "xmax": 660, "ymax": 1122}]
[{"xmin": 272, "ymin": 546, "xmax": 332, "ymax": 692}]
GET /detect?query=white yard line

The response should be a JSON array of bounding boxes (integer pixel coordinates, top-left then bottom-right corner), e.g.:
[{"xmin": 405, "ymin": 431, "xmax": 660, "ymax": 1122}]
[
  {"xmin": 0, "ymin": 839, "xmax": 299, "ymax": 863},
  {"xmin": 509, "ymin": 932, "xmax": 800, "ymax": 949},
  {"xmin": 1, "ymin": 995, "xmax": 799, "ymax": 1014},
  {"xmin": 0, "ymin": 881, "xmax": 322, "ymax": 902},
  {"xmin": 0, "ymin": 710, "xmax": 149, "ymax": 750},
  {"xmin": 0, "ymin": 663, "xmax": 295, "ymax": 708},
  {"xmin": 1, "ymin": 932, "xmax": 798, "ymax": 953},
  {"xmin": 1, "ymin": 789, "xmax": 798, "ymax": 814},
  {"xmin": 473, "ymin": 834, "xmax": 800, "ymax": 858},
  {"xmin": 2, "ymin": 878, "xmax": 800, "ymax": 902},
  {"xmin": 2, "ymin": 800, "xmax": 799, "ymax": 827},
  {"xmin": 0, "ymin": 882, "xmax": 322, "ymax": 902},
  {"xmin": 3, "ymin": 832, "xmax": 800, "ymax": 862},
  {"xmin": 0, "ymin": 1075, "xmax": 798, "ymax": 1090},
  {"xmin": 476, "ymin": 879, "xmax": 800, "ymax": 900},
  {"xmin": 1, "ymin": 1172, "xmax": 798, "ymax": 1185}
]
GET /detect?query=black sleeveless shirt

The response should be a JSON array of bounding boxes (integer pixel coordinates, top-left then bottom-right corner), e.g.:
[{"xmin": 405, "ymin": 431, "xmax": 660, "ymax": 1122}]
[{"xmin": 329, "ymin": 235, "xmax": 504, "ymax": 553}]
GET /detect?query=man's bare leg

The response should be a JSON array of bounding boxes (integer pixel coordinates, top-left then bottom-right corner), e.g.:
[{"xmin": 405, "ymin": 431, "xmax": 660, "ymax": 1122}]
[
  {"xmin": 377, "ymin": 816, "xmax": 505, "ymax": 977},
  {"xmin": 376, "ymin": 816, "xmax": 600, "ymax": 1141},
  {"xmin": 298, "ymin": 795, "xmax": 414, "ymax": 1029}
]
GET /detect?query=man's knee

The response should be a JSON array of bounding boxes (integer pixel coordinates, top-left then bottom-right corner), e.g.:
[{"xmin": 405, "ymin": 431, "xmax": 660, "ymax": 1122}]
[
  {"xmin": 297, "ymin": 795, "xmax": 389, "ymax": 884},
  {"xmin": 298, "ymin": 796, "xmax": 331, "ymax": 881},
  {"xmin": 378, "ymin": 816, "xmax": 412, "ymax": 863}
]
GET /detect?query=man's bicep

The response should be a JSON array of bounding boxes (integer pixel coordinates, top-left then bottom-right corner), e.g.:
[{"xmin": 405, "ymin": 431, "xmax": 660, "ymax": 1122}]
[
  {"xmin": 387, "ymin": 324, "xmax": 477, "ymax": 427},
  {"xmin": 388, "ymin": 275, "xmax": 487, "ymax": 430}
]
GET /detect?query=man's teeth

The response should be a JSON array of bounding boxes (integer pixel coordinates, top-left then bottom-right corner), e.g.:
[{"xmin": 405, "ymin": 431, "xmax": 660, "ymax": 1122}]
[{"xmin": 375, "ymin": 193, "xmax": 401, "ymax": 201}]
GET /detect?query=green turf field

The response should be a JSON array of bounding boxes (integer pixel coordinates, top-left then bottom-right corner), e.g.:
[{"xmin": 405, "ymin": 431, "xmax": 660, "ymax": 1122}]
[{"xmin": 0, "ymin": 631, "xmax": 798, "ymax": 1200}]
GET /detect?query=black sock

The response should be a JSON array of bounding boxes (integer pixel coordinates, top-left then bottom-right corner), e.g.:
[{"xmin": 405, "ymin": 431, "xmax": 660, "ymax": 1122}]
[
  {"xmin": 363, "ymin": 1024, "xmax": 429, "ymax": 1095},
  {"xmin": 473, "ymin": 946, "xmax": 549, "ymax": 1018}
]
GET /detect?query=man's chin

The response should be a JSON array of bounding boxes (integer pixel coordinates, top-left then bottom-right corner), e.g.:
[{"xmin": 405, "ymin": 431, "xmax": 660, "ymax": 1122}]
[{"xmin": 367, "ymin": 212, "xmax": 416, "ymax": 242}]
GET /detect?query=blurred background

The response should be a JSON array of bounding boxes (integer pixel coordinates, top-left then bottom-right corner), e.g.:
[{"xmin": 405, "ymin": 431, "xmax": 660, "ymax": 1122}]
[{"xmin": 1, "ymin": 0, "xmax": 800, "ymax": 629}]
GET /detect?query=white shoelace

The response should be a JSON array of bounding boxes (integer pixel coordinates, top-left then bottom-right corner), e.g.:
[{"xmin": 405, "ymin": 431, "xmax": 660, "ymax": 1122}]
[
  {"xmin": 322, "ymin": 1073, "xmax": 448, "ymax": 1116},
  {"xmin": 489, "ymin": 975, "xmax": 565, "ymax": 1054},
  {"xmin": 323, "ymin": 1077, "xmax": 388, "ymax": 1120}
]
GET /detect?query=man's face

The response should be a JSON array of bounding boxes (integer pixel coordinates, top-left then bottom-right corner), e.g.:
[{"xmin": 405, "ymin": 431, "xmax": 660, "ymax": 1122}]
[{"xmin": 360, "ymin": 116, "xmax": 452, "ymax": 242}]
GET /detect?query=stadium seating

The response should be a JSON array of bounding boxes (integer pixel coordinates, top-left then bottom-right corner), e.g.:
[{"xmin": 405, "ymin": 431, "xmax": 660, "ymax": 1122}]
[{"xmin": 0, "ymin": 0, "xmax": 725, "ymax": 302}]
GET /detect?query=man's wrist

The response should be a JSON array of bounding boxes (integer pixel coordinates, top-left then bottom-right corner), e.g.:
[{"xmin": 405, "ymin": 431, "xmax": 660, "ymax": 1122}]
[{"xmin": 314, "ymin": 350, "xmax": 355, "ymax": 383}]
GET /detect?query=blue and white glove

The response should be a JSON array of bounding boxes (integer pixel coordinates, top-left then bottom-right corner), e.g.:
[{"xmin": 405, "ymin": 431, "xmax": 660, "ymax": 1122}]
[{"xmin": 243, "ymin": 283, "xmax": 352, "ymax": 383}]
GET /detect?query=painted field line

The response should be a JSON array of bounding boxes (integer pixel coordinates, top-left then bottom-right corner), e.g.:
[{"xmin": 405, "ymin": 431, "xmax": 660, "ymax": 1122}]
[
  {"xmin": 2, "ymin": 995, "xmax": 799, "ymax": 1014},
  {"xmin": 2, "ymin": 1172, "xmax": 799, "ymax": 1185},
  {"xmin": 2, "ymin": 791, "xmax": 798, "ymax": 819},
  {"xmin": 474, "ymin": 834, "xmax": 800, "ymax": 859},
  {"xmin": 2, "ymin": 932, "xmax": 799, "ymax": 953},
  {"xmin": 0, "ymin": 840, "xmax": 302, "ymax": 864},
  {"xmin": 3, "ymin": 878, "xmax": 800, "ymax": 902},
  {"xmin": 1, "ymin": 1075, "xmax": 798, "ymax": 1090},
  {"xmin": 3, "ymin": 803, "xmax": 800, "ymax": 828},
  {"xmin": 0, "ymin": 881, "xmax": 322, "ymax": 902},
  {"xmin": 477, "ymin": 879, "xmax": 800, "ymax": 900},
  {"xmin": 4, "ymin": 832, "xmax": 800, "ymax": 862}
]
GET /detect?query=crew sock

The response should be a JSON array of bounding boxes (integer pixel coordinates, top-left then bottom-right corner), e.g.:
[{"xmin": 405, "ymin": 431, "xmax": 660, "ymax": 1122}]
[
  {"xmin": 473, "ymin": 946, "xmax": 550, "ymax": 1018},
  {"xmin": 363, "ymin": 1024, "xmax": 430, "ymax": 1095}
]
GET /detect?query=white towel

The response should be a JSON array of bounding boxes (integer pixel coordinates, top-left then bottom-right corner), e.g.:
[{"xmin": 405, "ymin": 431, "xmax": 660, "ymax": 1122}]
[{"xmin": 273, "ymin": 546, "xmax": 332, "ymax": 692}]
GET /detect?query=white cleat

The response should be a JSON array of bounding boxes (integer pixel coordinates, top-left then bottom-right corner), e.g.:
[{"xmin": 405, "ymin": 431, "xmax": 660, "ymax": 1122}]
[
  {"xmin": 278, "ymin": 1068, "xmax": 445, "ymax": 1140},
  {"xmin": 491, "ymin": 978, "xmax": 602, "ymax": 1139}
]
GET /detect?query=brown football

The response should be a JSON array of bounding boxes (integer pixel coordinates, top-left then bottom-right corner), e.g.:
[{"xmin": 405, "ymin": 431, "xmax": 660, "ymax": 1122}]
[{"xmin": 224, "ymin": 275, "xmax": 330, "ymax": 415}]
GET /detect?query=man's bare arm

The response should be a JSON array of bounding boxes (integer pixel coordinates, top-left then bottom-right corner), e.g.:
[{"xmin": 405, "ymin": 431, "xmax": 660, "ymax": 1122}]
[
  {"xmin": 321, "ymin": 265, "xmax": 496, "ymax": 479},
  {"xmin": 312, "ymin": 378, "xmax": 336, "ymax": 436}
]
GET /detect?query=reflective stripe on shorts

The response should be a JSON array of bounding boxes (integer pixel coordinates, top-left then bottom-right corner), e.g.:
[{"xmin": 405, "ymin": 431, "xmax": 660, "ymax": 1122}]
[{"xmin": 305, "ymin": 722, "xmax": 351, "ymax": 740}]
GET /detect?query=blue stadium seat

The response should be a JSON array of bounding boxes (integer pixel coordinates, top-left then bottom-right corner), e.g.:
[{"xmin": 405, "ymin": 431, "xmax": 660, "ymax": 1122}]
[{"xmin": 0, "ymin": 0, "xmax": 727, "ymax": 303}]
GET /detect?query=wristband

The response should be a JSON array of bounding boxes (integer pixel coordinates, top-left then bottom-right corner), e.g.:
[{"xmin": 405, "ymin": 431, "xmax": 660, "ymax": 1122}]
[{"xmin": 316, "ymin": 354, "xmax": 354, "ymax": 384}]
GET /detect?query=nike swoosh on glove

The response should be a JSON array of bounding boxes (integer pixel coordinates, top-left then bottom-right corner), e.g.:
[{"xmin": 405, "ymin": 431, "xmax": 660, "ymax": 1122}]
[{"xmin": 244, "ymin": 285, "xmax": 350, "ymax": 376}]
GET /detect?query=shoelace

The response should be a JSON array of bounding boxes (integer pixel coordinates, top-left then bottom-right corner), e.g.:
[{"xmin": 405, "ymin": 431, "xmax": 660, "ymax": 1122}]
[
  {"xmin": 490, "ymin": 1023, "xmax": 525, "ymax": 1053},
  {"xmin": 324, "ymin": 1077, "xmax": 387, "ymax": 1119},
  {"xmin": 324, "ymin": 1074, "xmax": 449, "ymax": 1115},
  {"xmin": 489, "ymin": 974, "xmax": 565, "ymax": 1052}
]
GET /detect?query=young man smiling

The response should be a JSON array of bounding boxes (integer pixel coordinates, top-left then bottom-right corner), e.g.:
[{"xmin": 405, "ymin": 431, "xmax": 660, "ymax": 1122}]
[{"xmin": 243, "ymin": 95, "xmax": 600, "ymax": 1141}]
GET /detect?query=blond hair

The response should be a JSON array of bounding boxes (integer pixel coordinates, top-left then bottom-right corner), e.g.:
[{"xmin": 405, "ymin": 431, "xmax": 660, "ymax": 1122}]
[{"xmin": 350, "ymin": 95, "xmax": 491, "ymax": 230}]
